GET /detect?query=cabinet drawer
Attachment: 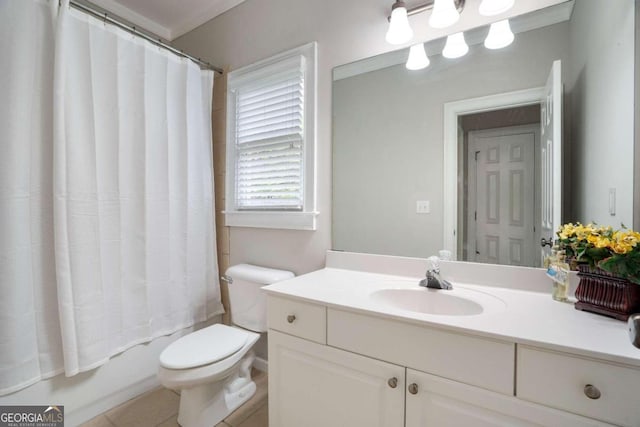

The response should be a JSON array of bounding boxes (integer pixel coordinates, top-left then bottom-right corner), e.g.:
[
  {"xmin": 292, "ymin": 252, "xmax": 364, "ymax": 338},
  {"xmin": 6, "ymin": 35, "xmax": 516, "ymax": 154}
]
[
  {"xmin": 517, "ymin": 346, "xmax": 640, "ymax": 427},
  {"xmin": 407, "ymin": 369, "xmax": 613, "ymax": 427},
  {"xmin": 328, "ymin": 308, "xmax": 514, "ymax": 395},
  {"xmin": 267, "ymin": 296, "xmax": 326, "ymax": 344}
]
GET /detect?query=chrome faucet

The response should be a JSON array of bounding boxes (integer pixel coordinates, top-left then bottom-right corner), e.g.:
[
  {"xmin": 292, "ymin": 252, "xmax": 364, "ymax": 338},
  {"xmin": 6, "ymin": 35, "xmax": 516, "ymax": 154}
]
[{"xmin": 419, "ymin": 257, "xmax": 453, "ymax": 290}]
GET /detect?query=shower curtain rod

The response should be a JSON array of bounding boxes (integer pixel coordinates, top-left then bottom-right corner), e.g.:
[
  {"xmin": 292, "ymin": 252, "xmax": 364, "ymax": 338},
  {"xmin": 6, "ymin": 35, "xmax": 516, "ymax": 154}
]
[{"xmin": 68, "ymin": 0, "xmax": 224, "ymax": 75}]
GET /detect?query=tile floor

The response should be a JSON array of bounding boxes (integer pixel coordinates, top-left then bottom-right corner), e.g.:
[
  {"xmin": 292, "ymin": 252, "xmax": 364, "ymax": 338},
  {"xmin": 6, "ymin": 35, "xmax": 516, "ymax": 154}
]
[{"xmin": 81, "ymin": 370, "xmax": 268, "ymax": 427}]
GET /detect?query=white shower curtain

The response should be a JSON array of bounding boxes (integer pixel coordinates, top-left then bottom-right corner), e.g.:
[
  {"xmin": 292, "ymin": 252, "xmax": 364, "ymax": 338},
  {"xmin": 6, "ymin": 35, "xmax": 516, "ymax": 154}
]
[
  {"xmin": 0, "ymin": 0, "xmax": 223, "ymax": 393},
  {"xmin": 0, "ymin": 0, "xmax": 64, "ymax": 395}
]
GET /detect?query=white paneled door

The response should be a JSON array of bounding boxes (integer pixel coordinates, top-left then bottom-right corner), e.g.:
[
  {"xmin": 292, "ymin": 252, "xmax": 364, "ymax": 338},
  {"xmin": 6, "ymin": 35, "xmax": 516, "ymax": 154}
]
[
  {"xmin": 468, "ymin": 125, "xmax": 538, "ymax": 267},
  {"xmin": 539, "ymin": 60, "xmax": 563, "ymax": 263}
]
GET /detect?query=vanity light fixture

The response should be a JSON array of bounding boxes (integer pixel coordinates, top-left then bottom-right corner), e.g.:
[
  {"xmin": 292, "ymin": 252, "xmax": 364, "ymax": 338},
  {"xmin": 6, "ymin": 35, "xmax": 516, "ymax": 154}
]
[
  {"xmin": 385, "ymin": 0, "xmax": 466, "ymax": 45},
  {"xmin": 386, "ymin": 0, "xmax": 414, "ymax": 45},
  {"xmin": 484, "ymin": 19, "xmax": 514, "ymax": 49},
  {"xmin": 406, "ymin": 43, "xmax": 430, "ymax": 70},
  {"xmin": 442, "ymin": 32, "xmax": 469, "ymax": 58},
  {"xmin": 478, "ymin": 0, "xmax": 515, "ymax": 16},
  {"xmin": 429, "ymin": 0, "xmax": 460, "ymax": 29}
]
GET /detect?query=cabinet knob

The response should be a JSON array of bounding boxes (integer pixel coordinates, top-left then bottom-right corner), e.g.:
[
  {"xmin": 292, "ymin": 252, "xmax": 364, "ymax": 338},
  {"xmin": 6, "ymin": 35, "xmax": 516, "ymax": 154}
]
[
  {"xmin": 287, "ymin": 314, "xmax": 296, "ymax": 324},
  {"xmin": 584, "ymin": 384, "xmax": 601, "ymax": 400},
  {"xmin": 387, "ymin": 377, "xmax": 398, "ymax": 388},
  {"xmin": 408, "ymin": 383, "xmax": 419, "ymax": 395}
]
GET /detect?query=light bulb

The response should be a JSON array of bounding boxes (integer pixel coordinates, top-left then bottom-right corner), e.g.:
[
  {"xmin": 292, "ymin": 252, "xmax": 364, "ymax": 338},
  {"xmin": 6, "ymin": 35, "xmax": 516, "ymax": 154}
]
[
  {"xmin": 479, "ymin": 0, "xmax": 515, "ymax": 16},
  {"xmin": 386, "ymin": 2, "xmax": 414, "ymax": 45},
  {"xmin": 484, "ymin": 20, "xmax": 514, "ymax": 49},
  {"xmin": 442, "ymin": 32, "xmax": 469, "ymax": 59},
  {"xmin": 406, "ymin": 43, "xmax": 430, "ymax": 70},
  {"xmin": 429, "ymin": 0, "xmax": 460, "ymax": 29}
]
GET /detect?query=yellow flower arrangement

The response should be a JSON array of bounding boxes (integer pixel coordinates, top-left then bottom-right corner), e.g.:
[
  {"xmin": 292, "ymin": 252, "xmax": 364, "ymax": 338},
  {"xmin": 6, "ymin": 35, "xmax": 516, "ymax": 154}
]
[{"xmin": 556, "ymin": 223, "xmax": 640, "ymax": 284}]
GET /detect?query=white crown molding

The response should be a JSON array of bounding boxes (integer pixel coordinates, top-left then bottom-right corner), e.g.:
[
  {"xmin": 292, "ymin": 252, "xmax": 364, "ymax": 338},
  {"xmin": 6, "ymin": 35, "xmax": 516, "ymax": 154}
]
[
  {"xmin": 86, "ymin": 0, "xmax": 246, "ymax": 41},
  {"xmin": 88, "ymin": 0, "xmax": 172, "ymax": 40}
]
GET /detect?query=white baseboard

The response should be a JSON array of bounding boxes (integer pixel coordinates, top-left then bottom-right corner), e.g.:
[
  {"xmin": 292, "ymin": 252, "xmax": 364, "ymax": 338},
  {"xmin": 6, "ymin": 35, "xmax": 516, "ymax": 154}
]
[
  {"xmin": 69, "ymin": 355, "xmax": 267, "ymax": 425},
  {"xmin": 253, "ymin": 356, "xmax": 268, "ymax": 373},
  {"xmin": 66, "ymin": 375, "xmax": 161, "ymax": 426}
]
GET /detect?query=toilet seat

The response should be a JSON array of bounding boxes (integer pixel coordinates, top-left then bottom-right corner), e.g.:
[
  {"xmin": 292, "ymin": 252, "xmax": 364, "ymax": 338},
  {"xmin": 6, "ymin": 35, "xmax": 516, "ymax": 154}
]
[
  {"xmin": 158, "ymin": 326, "xmax": 260, "ymax": 390},
  {"xmin": 160, "ymin": 324, "xmax": 249, "ymax": 369}
]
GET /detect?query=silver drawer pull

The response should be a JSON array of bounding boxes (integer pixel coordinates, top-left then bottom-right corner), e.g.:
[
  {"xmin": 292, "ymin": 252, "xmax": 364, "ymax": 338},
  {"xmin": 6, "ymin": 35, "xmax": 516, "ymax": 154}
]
[
  {"xmin": 408, "ymin": 383, "xmax": 419, "ymax": 395},
  {"xmin": 287, "ymin": 314, "xmax": 296, "ymax": 324},
  {"xmin": 584, "ymin": 384, "xmax": 601, "ymax": 400},
  {"xmin": 388, "ymin": 377, "xmax": 398, "ymax": 388}
]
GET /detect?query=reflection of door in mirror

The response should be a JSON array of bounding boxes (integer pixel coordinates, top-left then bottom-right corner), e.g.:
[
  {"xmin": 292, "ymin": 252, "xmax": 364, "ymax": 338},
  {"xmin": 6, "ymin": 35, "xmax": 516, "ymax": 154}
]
[
  {"xmin": 539, "ymin": 60, "xmax": 563, "ymax": 265},
  {"xmin": 458, "ymin": 61, "xmax": 563, "ymax": 269},
  {"xmin": 447, "ymin": 89, "xmax": 546, "ymax": 266},
  {"xmin": 466, "ymin": 125, "xmax": 538, "ymax": 267}
]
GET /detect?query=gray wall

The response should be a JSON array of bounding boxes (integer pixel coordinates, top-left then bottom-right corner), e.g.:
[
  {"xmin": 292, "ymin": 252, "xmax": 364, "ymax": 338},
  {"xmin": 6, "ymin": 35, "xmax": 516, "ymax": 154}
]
[
  {"xmin": 333, "ymin": 23, "xmax": 570, "ymax": 258},
  {"xmin": 174, "ymin": 0, "xmax": 400, "ymax": 277},
  {"xmin": 567, "ymin": 0, "xmax": 635, "ymax": 226}
]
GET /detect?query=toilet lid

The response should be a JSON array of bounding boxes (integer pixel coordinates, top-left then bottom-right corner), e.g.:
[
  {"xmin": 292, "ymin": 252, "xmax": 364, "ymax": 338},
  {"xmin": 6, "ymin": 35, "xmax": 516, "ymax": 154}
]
[{"xmin": 159, "ymin": 324, "xmax": 249, "ymax": 369}]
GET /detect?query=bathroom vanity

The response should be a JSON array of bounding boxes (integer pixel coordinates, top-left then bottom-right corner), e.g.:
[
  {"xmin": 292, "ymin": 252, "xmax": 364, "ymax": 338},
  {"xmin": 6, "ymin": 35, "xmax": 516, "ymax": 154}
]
[{"xmin": 263, "ymin": 252, "xmax": 640, "ymax": 427}]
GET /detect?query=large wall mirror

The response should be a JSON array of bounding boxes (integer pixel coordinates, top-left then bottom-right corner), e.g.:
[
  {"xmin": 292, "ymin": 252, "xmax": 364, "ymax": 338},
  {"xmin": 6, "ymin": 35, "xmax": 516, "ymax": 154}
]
[{"xmin": 332, "ymin": 0, "xmax": 636, "ymax": 267}]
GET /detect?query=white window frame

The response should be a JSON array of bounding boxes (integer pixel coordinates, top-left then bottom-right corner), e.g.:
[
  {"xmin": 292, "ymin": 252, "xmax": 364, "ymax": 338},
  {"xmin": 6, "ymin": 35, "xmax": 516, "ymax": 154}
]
[{"xmin": 224, "ymin": 42, "xmax": 318, "ymax": 230}]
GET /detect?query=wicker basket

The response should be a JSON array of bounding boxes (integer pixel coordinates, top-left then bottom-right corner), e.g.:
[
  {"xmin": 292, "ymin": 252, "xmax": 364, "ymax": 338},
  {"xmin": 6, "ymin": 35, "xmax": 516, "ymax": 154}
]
[{"xmin": 574, "ymin": 264, "xmax": 640, "ymax": 320}]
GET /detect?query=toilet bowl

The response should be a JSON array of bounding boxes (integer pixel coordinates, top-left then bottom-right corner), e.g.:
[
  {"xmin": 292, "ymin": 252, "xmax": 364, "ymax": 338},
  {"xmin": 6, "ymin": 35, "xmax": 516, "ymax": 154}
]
[
  {"xmin": 158, "ymin": 324, "xmax": 260, "ymax": 427},
  {"xmin": 158, "ymin": 264, "xmax": 294, "ymax": 427}
]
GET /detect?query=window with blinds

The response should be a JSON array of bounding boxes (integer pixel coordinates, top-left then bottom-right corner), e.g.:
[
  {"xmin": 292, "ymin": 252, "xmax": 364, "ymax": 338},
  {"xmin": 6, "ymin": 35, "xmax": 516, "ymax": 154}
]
[
  {"xmin": 225, "ymin": 42, "xmax": 317, "ymax": 230},
  {"xmin": 231, "ymin": 57, "xmax": 305, "ymax": 211}
]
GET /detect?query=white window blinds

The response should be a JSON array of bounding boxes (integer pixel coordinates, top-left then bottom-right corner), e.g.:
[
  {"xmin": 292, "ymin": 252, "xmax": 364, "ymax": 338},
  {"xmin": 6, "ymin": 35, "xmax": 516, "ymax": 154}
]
[{"xmin": 232, "ymin": 56, "xmax": 306, "ymax": 210}]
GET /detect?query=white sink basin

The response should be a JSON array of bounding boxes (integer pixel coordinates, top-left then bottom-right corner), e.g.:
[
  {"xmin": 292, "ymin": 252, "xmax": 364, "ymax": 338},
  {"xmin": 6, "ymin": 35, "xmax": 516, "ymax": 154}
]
[{"xmin": 369, "ymin": 287, "xmax": 506, "ymax": 316}]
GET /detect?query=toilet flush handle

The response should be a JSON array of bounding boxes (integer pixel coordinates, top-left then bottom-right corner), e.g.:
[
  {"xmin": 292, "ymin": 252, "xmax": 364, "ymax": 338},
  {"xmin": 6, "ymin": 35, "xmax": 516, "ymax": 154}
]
[
  {"xmin": 287, "ymin": 314, "xmax": 296, "ymax": 324},
  {"xmin": 220, "ymin": 275, "xmax": 233, "ymax": 284}
]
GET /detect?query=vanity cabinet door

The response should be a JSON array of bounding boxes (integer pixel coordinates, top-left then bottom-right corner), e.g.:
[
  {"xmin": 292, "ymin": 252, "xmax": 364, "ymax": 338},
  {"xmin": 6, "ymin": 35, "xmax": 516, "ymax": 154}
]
[
  {"xmin": 268, "ymin": 329, "xmax": 405, "ymax": 427},
  {"xmin": 405, "ymin": 369, "xmax": 611, "ymax": 427}
]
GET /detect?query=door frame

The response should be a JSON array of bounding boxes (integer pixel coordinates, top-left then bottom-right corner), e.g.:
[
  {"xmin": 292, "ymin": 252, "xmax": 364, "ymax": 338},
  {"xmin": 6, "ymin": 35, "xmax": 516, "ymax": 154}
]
[
  {"xmin": 443, "ymin": 87, "xmax": 544, "ymax": 259},
  {"xmin": 634, "ymin": 0, "xmax": 640, "ymax": 230}
]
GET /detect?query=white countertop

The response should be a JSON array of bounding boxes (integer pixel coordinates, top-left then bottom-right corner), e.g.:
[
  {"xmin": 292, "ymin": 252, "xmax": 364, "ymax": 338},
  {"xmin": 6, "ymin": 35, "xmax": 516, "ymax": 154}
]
[{"xmin": 263, "ymin": 266, "xmax": 640, "ymax": 368}]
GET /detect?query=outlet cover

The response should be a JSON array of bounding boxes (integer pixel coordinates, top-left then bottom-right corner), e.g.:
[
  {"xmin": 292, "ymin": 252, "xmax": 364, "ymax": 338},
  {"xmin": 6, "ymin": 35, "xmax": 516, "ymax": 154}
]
[{"xmin": 416, "ymin": 200, "xmax": 430, "ymax": 214}]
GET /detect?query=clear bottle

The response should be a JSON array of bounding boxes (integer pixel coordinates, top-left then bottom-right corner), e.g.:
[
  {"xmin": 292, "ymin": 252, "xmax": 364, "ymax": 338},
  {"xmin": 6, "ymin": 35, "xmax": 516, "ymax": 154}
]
[
  {"xmin": 543, "ymin": 245, "xmax": 559, "ymax": 269},
  {"xmin": 551, "ymin": 250, "xmax": 570, "ymax": 302}
]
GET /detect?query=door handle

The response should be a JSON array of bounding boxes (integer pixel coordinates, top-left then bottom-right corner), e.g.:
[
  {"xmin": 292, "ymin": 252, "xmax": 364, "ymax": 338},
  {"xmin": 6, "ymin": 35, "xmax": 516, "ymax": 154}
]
[{"xmin": 540, "ymin": 237, "xmax": 553, "ymax": 248}]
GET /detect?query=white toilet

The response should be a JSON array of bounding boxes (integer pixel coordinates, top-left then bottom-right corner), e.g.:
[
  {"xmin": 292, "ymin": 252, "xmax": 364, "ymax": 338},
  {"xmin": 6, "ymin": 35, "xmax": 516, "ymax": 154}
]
[{"xmin": 158, "ymin": 264, "xmax": 294, "ymax": 427}]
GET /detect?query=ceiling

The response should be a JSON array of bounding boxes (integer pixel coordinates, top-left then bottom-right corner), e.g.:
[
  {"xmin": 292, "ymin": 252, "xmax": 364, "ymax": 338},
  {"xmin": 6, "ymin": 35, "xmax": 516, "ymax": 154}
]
[{"xmin": 88, "ymin": 0, "xmax": 246, "ymax": 41}]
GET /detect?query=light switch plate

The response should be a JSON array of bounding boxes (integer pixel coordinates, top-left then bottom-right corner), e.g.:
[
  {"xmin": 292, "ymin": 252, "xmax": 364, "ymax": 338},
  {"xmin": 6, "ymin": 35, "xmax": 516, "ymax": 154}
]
[{"xmin": 416, "ymin": 200, "xmax": 430, "ymax": 214}]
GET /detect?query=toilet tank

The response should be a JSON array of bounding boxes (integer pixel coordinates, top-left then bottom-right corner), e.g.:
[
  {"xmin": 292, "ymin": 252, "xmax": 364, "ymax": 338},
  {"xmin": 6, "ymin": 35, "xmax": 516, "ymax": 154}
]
[{"xmin": 225, "ymin": 264, "xmax": 294, "ymax": 332}]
